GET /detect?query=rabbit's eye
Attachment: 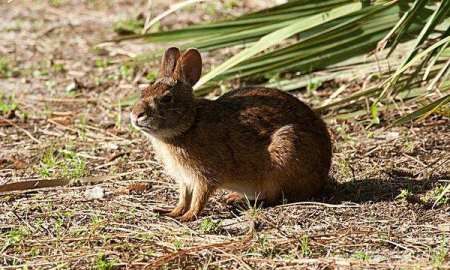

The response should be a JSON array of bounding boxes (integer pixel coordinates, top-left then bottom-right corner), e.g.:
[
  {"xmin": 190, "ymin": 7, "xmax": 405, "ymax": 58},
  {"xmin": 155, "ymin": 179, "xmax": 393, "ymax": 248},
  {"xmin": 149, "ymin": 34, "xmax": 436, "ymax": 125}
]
[{"xmin": 160, "ymin": 93, "xmax": 173, "ymax": 104}]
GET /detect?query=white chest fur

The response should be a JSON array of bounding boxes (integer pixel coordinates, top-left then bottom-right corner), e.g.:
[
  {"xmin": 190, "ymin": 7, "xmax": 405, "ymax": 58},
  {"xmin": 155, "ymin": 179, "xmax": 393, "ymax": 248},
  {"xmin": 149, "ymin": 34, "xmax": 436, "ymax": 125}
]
[{"xmin": 150, "ymin": 137, "xmax": 197, "ymax": 187}]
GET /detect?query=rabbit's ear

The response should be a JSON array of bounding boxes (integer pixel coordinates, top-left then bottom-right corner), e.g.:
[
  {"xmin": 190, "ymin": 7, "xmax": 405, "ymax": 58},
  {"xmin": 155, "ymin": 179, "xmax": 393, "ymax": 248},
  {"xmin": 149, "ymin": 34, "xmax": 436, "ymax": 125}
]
[
  {"xmin": 174, "ymin": 48, "xmax": 202, "ymax": 86},
  {"xmin": 160, "ymin": 47, "xmax": 181, "ymax": 77}
]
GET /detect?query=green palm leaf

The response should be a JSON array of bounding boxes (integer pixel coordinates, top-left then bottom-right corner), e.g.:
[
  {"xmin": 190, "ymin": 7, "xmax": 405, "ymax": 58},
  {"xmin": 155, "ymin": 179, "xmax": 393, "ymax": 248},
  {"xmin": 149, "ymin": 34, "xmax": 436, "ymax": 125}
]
[
  {"xmin": 115, "ymin": 0, "xmax": 449, "ymax": 124},
  {"xmin": 194, "ymin": 2, "xmax": 362, "ymax": 88}
]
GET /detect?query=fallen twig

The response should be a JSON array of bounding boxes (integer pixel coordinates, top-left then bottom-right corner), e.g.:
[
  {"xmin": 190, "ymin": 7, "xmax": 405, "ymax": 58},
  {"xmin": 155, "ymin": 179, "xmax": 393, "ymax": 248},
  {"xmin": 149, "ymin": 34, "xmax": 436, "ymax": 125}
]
[
  {"xmin": 0, "ymin": 168, "xmax": 152, "ymax": 194},
  {"xmin": 145, "ymin": 233, "xmax": 253, "ymax": 269},
  {"xmin": 0, "ymin": 117, "xmax": 41, "ymax": 144},
  {"xmin": 274, "ymin": 201, "xmax": 361, "ymax": 209}
]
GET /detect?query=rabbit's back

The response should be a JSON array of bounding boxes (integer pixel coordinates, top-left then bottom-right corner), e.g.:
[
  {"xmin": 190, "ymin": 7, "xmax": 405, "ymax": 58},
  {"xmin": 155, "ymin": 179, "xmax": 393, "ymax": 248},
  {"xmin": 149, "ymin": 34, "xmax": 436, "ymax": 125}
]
[
  {"xmin": 218, "ymin": 87, "xmax": 324, "ymax": 134},
  {"xmin": 165, "ymin": 87, "xmax": 332, "ymax": 202}
]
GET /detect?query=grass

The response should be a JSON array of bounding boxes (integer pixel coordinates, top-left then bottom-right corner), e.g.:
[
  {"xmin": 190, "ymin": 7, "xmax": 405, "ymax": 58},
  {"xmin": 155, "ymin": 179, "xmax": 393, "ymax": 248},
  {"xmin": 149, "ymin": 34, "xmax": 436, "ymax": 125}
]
[
  {"xmin": 37, "ymin": 147, "xmax": 87, "ymax": 179},
  {"xmin": 0, "ymin": 57, "xmax": 11, "ymax": 78},
  {"xmin": 145, "ymin": 70, "xmax": 158, "ymax": 82},
  {"xmin": 94, "ymin": 254, "xmax": 116, "ymax": 270},
  {"xmin": 95, "ymin": 58, "xmax": 112, "ymax": 69},
  {"xmin": 306, "ymin": 78, "xmax": 323, "ymax": 95},
  {"xmin": 51, "ymin": 62, "xmax": 66, "ymax": 74},
  {"xmin": 173, "ymin": 239, "xmax": 184, "ymax": 250},
  {"xmin": 395, "ymin": 188, "xmax": 414, "ymax": 201},
  {"xmin": 6, "ymin": 228, "xmax": 29, "ymax": 246},
  {"xmin": 119, "ymin": 64, "xmax": 134, "ymax": 81},
  {"xmin": 115, "ymin": 101, "xmax": 122, "ymax": 129},
  {"xmin": 37, "ymin": 149, "xmax": 58, "ymax": 177},
  {"xmin": 426, "ymin": 184, "xmax": 450, "ymax": 207},
  {"xmin": 334, "ymin": 156, "xmax": 354, "ymax": 180},
  {"xmin": 241, "ymin": 196, "xmax": 265, "ymax": 224},
  {"xmin": 432, "ymin": 238, "xmax": 449, "ymax": 267},
  {"xmin": 254, "ymin": 234, "xmax": 273, "ymax": 257},
  {"xmin": 352, "ymin": 250, "xmax": 371, "ymax": 261},
  {"xmin": 300, "ymin": 235, "xmax": 311, "ymax": 257},
  {"xmin": 199, "ymin": 217, "xmax": 222, "ymax": 234},
  {"xmin": 113, "ymin": 18, "xmax": 144, "ymax": 35},
  {"xmin": 49, "ymin": 0, "xmax": 64, "ymax": 7},
  {"xmin": 1, "ymin": 227, "xmax": 29, "ymax": 265},
  {"xmin": 0, "ymin": 94, "xmax": 17, "ymax": 115}
]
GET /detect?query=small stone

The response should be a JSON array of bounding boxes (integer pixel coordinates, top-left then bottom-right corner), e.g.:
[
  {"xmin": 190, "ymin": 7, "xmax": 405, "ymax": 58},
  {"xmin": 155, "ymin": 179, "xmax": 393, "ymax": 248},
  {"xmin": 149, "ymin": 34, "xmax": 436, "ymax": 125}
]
[
  {"xmin": 65, "ymin": 79, "xmax": 81, "ymax": 92},
  {"xmin": 384, "ymin": 131, "xmax": 400, "ymax": 141},
  {"xmin": 85, "ymin": 186, "xmax": 105, "ymax": 200}
]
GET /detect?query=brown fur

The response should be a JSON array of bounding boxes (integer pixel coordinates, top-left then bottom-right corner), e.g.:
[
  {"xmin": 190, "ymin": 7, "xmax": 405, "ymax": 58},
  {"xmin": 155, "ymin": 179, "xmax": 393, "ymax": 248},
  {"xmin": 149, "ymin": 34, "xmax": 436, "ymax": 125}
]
[{"xmin": 130, "ymin": 47, "xmax": 332, "ymax": 221}]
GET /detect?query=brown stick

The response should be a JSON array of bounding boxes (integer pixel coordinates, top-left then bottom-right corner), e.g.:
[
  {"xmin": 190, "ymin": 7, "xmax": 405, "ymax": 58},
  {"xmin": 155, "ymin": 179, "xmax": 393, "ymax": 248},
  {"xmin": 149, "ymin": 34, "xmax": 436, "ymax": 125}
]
[
  {"xmin": 145, "ymin": 234, "xmax": 253, "ymax": 269},
  {"xmin": 0, "ymin": 168, "xmax": 152, "ymax": 194},
  {"xmin": 0, "ymin": 179, "xmax": 71, "ymax": 193},
  {"xmin": 0, "ymin": 117, "xmax": 41, "ymax": 144}
]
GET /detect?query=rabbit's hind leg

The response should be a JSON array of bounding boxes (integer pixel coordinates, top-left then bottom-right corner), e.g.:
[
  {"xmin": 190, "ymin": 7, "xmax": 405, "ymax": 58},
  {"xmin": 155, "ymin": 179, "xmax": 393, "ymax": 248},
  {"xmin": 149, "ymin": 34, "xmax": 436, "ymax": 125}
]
[{"xmin": 224, "ymin": 192, "xmax": 245, "ymax": 205}]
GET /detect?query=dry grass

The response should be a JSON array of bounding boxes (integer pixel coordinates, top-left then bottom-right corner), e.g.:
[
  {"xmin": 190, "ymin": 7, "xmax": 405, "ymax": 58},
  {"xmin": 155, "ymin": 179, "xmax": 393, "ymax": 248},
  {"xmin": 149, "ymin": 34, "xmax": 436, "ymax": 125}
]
[{"xmin": 0, "ymin": 1, "xmax": 449, "ymax": 269}]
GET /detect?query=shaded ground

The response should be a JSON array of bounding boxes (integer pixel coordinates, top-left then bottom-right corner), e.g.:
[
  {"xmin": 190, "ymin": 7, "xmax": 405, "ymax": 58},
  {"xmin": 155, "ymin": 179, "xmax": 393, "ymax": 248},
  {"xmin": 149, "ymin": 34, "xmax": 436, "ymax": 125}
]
[{"xmin": 0, "ymin": 1, "xmax": 449, "ymax": 269}]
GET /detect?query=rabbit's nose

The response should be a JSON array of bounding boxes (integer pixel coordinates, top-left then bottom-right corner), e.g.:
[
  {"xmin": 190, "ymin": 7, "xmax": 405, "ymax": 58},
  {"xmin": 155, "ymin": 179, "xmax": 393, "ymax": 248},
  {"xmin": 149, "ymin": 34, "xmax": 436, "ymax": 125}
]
[
  {"xmin": 130, "ymin": 110, "xmax": 146, "ymax": 126},
  {"xmin": 136, "ymin": 111, "xmax": 146, "ymax": 121}
]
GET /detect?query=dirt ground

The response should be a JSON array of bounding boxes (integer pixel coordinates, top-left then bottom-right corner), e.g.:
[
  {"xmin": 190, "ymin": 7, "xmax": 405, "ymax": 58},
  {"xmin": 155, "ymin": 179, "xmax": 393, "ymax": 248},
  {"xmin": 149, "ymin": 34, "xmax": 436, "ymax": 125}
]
[{"xmin": 0, "ymin": 1, "xmax": 449, "ymax": 269}]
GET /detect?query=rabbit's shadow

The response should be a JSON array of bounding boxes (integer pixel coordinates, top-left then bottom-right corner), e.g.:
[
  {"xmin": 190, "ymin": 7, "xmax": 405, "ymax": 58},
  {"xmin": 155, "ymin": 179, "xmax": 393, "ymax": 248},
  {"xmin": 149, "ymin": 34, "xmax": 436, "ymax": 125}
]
[
  {"xmin": 325, "ymin": 173, "xmax": 448, "ymax": 204},
  {"xmin": 225, "ymin": 173, "xmax": 446, "ymax": 213}
]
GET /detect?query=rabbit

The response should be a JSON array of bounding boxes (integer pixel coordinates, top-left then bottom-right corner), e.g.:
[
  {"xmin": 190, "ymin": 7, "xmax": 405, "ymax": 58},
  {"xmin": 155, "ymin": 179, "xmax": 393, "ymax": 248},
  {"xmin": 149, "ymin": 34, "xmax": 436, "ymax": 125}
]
[{"xmin": 130, "ymin": 47, "xmax": 332, "ymax": 222}]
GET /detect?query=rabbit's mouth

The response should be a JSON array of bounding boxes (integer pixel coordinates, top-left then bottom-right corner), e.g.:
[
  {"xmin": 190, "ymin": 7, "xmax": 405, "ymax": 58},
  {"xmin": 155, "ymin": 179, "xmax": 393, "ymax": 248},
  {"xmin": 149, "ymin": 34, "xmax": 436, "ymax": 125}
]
[
  {"xmin": 130, "ymin": 110, "xmax": 194, "ymax": 139},
  {"xmin": 136, "ymin": 122, "xmax": 159, "ymax": 134},
  {"xmin": 134, "ymin": 123, "xmax": 181, "ymax": 139},
  {"xmin": 134, "ymin": 122, "xmax": 161, "ymax": 138},
  {"xmin": 137, "ymin": 125, "xmax": 155, "ymax": 133}
]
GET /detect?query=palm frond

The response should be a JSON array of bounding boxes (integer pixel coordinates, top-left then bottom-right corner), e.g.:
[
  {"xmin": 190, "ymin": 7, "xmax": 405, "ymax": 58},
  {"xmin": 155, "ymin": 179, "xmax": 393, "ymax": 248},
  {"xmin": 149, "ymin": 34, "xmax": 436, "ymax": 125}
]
[
  {"xmin": 393, "ymin": 92, "xmax": 450, "ymax": 125},
  {"xmin": 115, "ymin": 0, "xmax": 449, "ymax": 125},
  {"xmin": 194, "ymin": 2, "xmax": 362, "ymax": 88}
]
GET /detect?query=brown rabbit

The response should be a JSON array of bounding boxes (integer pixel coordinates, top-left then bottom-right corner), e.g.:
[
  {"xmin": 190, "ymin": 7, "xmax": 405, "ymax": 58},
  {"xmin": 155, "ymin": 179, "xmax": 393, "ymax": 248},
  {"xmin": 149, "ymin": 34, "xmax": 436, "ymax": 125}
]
[{"xmin": 130, "ymin": 47, "xmax": 332, "ymax": 221}]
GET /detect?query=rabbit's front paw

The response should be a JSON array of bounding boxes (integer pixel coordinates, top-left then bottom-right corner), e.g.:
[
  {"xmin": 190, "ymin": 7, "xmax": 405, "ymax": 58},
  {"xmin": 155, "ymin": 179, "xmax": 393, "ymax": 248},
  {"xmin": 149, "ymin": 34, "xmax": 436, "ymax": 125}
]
[
  {"xmin": 167, "ymin": 206, "xmax": 187, "ymax": 218},
  {"xmin": 178, "ymin": 211, "xmax": 198, "ymax": 222}
]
